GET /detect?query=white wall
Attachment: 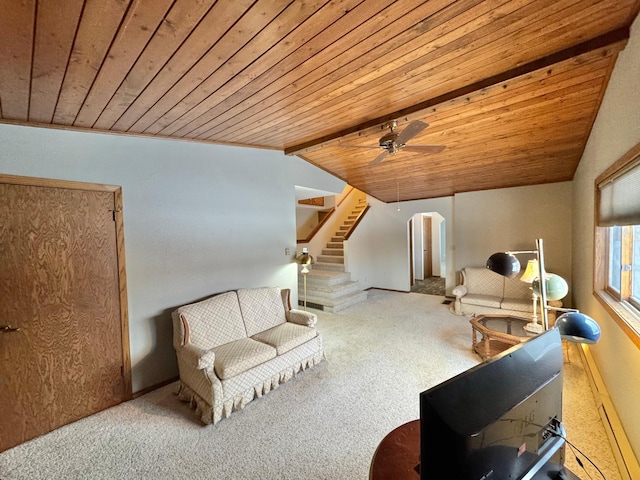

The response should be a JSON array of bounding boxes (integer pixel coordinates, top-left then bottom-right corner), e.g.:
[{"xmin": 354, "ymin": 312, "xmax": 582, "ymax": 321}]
[
  {"xmin": 0, "ymin": 124, "xmax": 340, "ymax": 392},
  {"xmin": 572, "ymin": 14, "xmax": 640, "ymax": 458},
  {"xmin": 453, "ymin": 183, "xmax": 573, "ymax": 300},
  {"xmin": 347, "ymin": 195, "xmax": 455, "ymax": 292},
  {"xmin": 346, "ymin": 183, "xmax": 571, "ymax": 296},
  {"xmin": 296, "ymin": 208, "xmax": 318, "ymax": 238}
]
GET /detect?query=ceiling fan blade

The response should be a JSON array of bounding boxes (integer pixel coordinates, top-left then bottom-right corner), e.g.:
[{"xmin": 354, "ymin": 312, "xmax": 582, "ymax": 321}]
[
  {"xmin": 369, "ymin": 150, "xmax": 389, "ymax": 165},
  {"xmin": 402, "ymin": 145, "xmax": 446, "ymax": 154},
  {"xmin": 396, "ymin": 120, "xmax": 429, "ymax": 145}
]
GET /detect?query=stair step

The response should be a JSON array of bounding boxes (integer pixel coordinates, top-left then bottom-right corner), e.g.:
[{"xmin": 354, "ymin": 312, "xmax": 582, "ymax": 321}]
[
  {"xmin": 295, "ymin": 198, "xmax": 368, "ymax": 313},
  {"xmin": 312, "ymin": 261, "xmax": 345, "ymax": 272},
  {"xmin": 301, "ymin": 269, "xmax": 351, "ymax": 286},
  {"xmin": 300, "ymin": 290, "xmax": 368, "ymax": 313},
  {"xmin": 298, "ymin": 280, "xmax": 362, "ymax": 298},
  {"xmin": 317, "ymin": 255, "xmax": 344, "ymax": 264}
]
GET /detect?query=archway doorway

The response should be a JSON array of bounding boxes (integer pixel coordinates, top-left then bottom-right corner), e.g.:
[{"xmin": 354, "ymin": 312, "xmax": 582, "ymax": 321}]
[{"xmin": 409, "ymin": 212, "xmax": 446, "ymax": 296}]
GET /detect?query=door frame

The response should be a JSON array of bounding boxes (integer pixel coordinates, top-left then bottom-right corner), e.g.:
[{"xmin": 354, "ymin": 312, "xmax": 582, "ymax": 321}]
[
  {"xmin": 423, "ymin": 216, "xmax": 433, "ymax": 278},
  {"xmin": 0, "ymin": 173, "xmax": 132, "ymax": 396},
  {"xmin": 409, "ymin": 218, "xmax": 414, "ymax": 286}
]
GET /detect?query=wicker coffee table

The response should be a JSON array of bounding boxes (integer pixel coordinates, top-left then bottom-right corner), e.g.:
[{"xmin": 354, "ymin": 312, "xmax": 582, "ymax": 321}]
[{"xmin": 470, "ymin": 314, "xmax": 535, "ymax": 360}]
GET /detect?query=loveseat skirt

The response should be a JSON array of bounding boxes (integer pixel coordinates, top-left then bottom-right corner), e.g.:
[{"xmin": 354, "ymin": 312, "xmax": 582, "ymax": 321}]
[{"xmin": 177, "ymin": 335, "xmax": 324, "ymax": 425}]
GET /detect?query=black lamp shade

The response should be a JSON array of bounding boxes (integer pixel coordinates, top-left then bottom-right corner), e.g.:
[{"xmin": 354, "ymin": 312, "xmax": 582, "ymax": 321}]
[
  {"xmin": 486, "ymin": 253, "xmax": 521, "ymax": 278},
  {"xmin": 555, "ymin": 312, "xmax": 601, "ymax": 344}
]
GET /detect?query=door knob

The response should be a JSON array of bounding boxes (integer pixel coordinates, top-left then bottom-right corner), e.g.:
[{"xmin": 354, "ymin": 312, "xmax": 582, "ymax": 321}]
[{"xmin": 1, "ymin": 325, "xmax": 20, "ymax": 332}]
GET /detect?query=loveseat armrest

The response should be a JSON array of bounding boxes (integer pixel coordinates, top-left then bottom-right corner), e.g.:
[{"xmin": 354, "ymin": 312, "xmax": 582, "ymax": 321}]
[
  {"xmin": 178, "ymin": 343, "xmax": 216, "ymax": 371},
  {"xmin": 451, "ymin": 284, "xmax": 468, "ymax": 315},
  {"xmin": 287, "ymin": 309, "xmax": 318, "ymax": 327},
  {"xmin": 452, "ymin": 285, "xmax": 468, "ymax": 298}
]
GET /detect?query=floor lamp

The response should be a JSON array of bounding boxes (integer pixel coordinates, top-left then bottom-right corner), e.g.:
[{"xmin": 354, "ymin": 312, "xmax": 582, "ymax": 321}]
[
  {"xmin": 296, "ymin": 248, "xmax": 314, "ymax": 310},
  {"xmin": 486, "ymin": 238, "xmax": 601, "ymax": 344},
  {"xmin": 520, "ymin": 259, "xmax": 542, "ymax": 333}
]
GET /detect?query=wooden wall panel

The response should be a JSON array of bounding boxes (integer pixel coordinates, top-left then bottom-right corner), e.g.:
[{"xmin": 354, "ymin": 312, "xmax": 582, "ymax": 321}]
[
  {"xmin": 109, "ymin": 0, "xmax": 255, "ymax": 131},
  {"xmin": 73, "ymin": 0, "xmax": 175, "ymax": 128},
  {"xmin": 92, "ymin": 0, "xmax": 218, "ymax": 130},
  {"xmin": 0, "ymin": 0, "xmax": 638, "ymax": 202},
  {"xmin": 30, "ymin": 0, "xmax": 84, "ymax": 123},
  {"xmin": 53, "ymin": 0, "xmax": 131, "ymax": 125},
  {"xmin": 0, "ymin": 0, "xmax": 35, "ymax": 120}
]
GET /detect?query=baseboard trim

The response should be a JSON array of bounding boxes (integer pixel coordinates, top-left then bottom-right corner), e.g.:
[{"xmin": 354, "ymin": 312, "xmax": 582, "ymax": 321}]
[
  {"xmin": 578, "ymin": 345, "xmax": 640, "ymax": 480},
  {"xmin": 365, "ymin": 287, "xmax": 410, "ymax": 293},
  {"xmin": 132, "ymin": 376, "xmax": 179, "ymax": 399}
]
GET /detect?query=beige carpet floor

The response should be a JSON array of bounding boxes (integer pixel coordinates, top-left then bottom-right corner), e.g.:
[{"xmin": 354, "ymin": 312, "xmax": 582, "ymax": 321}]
[{"xmin": 0, "ymin": 290, "xmax": 620, "ymax": 479}]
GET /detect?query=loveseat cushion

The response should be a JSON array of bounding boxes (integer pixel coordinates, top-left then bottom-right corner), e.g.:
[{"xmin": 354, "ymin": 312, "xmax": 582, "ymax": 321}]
[
  {"xmin": 251, "ymin": 323, "xmax": 317, "ymax": 355},
  {"xmin": 503, "ymin": 275, "xmax": 533, "ymax": 299},
  {"xmin": 237, "ymin": 287, "xmax": 287, "ymax": 337},
  {"xmin": 459, "ymin": 293, "xmax": 502, "ymax": 309},
  {"xmin": 462, "ymin": 267, "xmax": 504, "ymax": 298},
  {"xmin": 176, "ymin": 291, "xmax": 247, "ymax": 350},
  {"xmin": 212, "ymin": 338, "xmax": 277, "ymax": 380},
  {"xmin": 500, "ymin": 298, "xmax": 532, "ymax": 313}
]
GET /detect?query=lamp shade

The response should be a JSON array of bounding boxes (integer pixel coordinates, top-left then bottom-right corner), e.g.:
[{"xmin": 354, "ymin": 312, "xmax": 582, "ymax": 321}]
[
  {"xmin": 486, "ymin": 253, "xmax": 521, "ymax": 278},
  {"xmin": 532, "ymin": 274, "xmax": 569, "ymax": 301},
  {"xmin": 520, "ymin": 259, "xmax": 539, "ymax": 283},
  {"xmin": 295, "ymin": 248, "xmax": 314, "ymax": 267},
  {"xmin": 555, "ymin": 312, "xmax": 601, "ymax": 344}
]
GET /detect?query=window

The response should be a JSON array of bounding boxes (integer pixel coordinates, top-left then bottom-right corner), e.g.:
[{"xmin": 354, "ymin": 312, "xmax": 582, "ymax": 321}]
[
  {"xmin": 595, "ymin": 142, "xmax": 640, "ymax": 347},
  {"xmin": 604, "ymin": 225, "xmax": 640, "ymax": 309},
  {"xmin": 633, "ymin": 227, "xmax": 640, "ymax": 306}
]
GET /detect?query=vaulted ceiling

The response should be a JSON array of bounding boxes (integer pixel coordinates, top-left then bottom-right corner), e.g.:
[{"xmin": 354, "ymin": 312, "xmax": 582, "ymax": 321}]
[{"xmin": 1, "ymin": 0, "xmax": 638, "ymax": 202}]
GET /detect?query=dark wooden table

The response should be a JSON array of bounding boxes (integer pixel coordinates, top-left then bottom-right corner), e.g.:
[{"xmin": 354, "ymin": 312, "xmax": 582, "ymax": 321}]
[
  {"xmin": 369, "ymin": 420, "xmax": 420, "ymax": 480},
  {"xmin": 370, "ymin": 419, "xmax": 581, "ymax": 480}
]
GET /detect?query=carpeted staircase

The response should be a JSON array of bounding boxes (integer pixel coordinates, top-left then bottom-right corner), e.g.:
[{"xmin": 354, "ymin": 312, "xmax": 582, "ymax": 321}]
[{"xmin": 299, "ymin": 202, "xmax": 368, "ymax": 312}]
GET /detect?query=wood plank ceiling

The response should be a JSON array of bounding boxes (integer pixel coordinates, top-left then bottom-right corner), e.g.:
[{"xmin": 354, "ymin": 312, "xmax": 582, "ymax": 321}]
[{"xmin": 1, "ymin": 0, "xmax": 638, "ymax": 202}]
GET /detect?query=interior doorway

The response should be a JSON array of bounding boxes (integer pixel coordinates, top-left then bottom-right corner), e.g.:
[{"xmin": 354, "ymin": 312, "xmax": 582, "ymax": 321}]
[
  {"xmin": 0, "ymin": 175, "xmax": 131, "ymax": 452},
  {"xmin": 423, "ymin": 216, "xmax": 432, "ymax": 278},
  {"xmin": 409, "ymin": 212, "xmax": 446, "ymax": 296}
]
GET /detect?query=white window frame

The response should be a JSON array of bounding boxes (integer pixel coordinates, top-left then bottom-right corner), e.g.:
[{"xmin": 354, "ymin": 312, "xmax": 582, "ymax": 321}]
[{"xmin": 594, "ymin": 142, "xmax": 640, "ymax": 349}]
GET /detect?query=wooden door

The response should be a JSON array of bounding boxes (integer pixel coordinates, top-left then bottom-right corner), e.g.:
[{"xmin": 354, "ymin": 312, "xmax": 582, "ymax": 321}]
[
  {"xmin": 423, "ymin": 216, "xmax": 432, "ymax": 278},
  {"xmin": 0, "ymin": 176, "xmax": 131, "ymax": 452}
]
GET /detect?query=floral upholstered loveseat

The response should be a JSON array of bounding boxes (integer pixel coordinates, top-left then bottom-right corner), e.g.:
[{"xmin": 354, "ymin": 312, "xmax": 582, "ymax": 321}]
[{"xmin": 172, "ymin": 286, "xmax": 325, "ymax": 424}]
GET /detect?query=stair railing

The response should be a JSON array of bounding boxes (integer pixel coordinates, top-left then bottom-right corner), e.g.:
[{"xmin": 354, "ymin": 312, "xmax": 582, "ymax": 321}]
[{"xmin": 297, "ymin": 207, "xmax": 335, "ymax": 244}]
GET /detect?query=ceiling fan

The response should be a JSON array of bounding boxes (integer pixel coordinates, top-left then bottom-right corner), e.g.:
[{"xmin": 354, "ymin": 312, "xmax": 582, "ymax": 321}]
[{"xmin": 341, "ymin": 120, "xmax": 446, "ymax": 165}]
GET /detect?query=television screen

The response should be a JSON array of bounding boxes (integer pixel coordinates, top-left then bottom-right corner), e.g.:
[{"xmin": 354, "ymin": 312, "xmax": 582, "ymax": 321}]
[{"xmin": 420, "ymin": 328, "xmax": 566, "ymax": 480}]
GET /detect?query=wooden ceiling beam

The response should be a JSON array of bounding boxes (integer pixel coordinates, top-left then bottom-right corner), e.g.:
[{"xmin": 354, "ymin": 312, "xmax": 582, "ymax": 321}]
[{"xmin": 284, "ymin": 26, "xmax": 629, "ymax": 156}]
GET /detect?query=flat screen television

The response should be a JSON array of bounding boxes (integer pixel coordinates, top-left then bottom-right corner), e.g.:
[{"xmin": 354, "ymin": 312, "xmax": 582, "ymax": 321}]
[{"xmin": 420, "ymin": 328, "xmax": 569, "ymax": 480}]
